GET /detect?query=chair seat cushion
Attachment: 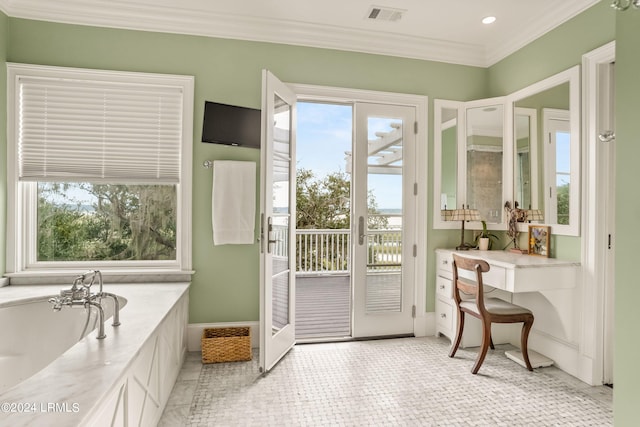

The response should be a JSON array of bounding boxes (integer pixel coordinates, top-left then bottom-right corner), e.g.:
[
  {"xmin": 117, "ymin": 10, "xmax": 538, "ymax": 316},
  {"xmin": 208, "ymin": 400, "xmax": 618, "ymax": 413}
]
[{"xmin": 460, "ymin": 298, "xmax": 532, "ymax": 316}]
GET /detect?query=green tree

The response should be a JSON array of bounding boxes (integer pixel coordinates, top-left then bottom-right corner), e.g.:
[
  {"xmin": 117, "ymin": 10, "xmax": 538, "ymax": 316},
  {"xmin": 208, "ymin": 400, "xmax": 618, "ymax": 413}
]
[
  {"xmin": 37, "ymin": 183, "xmax": 176, "ymax": 261},
  {"xmin": 295, "ymin": 168, "xmax": 390, "ymax": 271},
  {"xmin": 557, "ymin": 183, "xmax": 570, "ymax": 225},
  {"xmin": 296, "ymin": 169, "xmax": 350, "ymax": 229},
  {"xmin": 296, "ymin": 168, "xmax": 388, "ymax": 230}
]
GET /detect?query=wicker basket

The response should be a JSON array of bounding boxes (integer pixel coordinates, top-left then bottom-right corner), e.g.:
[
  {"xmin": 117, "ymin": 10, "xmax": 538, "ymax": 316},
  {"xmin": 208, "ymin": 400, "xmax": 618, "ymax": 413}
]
[{"xmin": 201, "ymin": 327, "xmax": 252, "ymax": 364}]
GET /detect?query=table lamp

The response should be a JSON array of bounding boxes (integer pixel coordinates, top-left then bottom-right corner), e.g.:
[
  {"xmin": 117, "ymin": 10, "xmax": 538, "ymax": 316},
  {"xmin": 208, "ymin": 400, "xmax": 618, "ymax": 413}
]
[{"xmin": 447, "ymin": 207, "xmax": 481, "ymax": 250}]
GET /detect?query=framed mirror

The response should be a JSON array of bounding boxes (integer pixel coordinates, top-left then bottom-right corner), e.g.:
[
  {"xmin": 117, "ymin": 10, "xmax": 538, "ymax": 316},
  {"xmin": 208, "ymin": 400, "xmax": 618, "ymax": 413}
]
[
  {"xmin": 433, "ymin": 99, "xmax": 462, "ymax": 229},
  {"xmin": 464, "ymin": 98, "xmax": 505, "ymax": 225},
  {"xmin": 514, "ymin": 107, "xmax": 538, "ymax": 213},
  {"xmin": 508, "ymin": 66, "xmax": 580, "ymax": 236}
]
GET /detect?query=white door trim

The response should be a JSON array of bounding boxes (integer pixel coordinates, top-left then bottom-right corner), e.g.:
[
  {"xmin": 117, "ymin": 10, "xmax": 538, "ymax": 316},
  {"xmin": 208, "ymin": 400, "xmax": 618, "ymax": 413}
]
[{"xmin": 580, "ymin": 40, "xmax": 615, "ymax": 385}]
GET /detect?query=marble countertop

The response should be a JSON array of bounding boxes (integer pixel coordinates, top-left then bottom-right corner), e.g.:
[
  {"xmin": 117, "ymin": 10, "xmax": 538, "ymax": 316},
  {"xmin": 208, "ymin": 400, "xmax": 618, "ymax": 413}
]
[
  {"xmin": 436, "ymin": 248, "xmax": 581, "ymax": 269},
  {"xmin": 0, "ymin": 282, "xmax": 190, "ymax": 426}
]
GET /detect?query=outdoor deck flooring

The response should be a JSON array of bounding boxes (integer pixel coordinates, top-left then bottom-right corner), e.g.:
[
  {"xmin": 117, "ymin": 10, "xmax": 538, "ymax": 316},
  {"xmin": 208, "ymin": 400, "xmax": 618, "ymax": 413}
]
[{"xmin": 295, "ymin": 273, "xmax": 401, "ymax": 340}]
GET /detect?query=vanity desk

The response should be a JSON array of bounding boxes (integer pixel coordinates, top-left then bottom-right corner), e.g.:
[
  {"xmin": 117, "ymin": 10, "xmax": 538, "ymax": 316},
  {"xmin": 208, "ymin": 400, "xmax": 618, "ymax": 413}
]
[{"xmin": 435, "ymin": 248, "xmax": 580, "ymax": 365}]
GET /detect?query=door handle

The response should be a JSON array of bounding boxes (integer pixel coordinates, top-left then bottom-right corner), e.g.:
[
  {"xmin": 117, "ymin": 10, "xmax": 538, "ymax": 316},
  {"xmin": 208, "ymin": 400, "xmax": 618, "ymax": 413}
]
[
  {"xmin": 267, "ymin": 216, "xmax": 275, "ymax": 254},
  {"xmin": 358, "ymin": 216, "xmax": 365, "ymax": 245},
  {"xmin": 598, "ymin": 130, "xmax": 615, "ymax": 143}
]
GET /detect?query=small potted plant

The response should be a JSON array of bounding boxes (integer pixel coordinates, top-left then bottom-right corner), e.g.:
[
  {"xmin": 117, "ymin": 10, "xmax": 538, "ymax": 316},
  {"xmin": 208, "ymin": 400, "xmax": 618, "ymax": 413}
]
[{"xmin": 475, "ymin": 220, "xmax": 499, "ymax": 251}]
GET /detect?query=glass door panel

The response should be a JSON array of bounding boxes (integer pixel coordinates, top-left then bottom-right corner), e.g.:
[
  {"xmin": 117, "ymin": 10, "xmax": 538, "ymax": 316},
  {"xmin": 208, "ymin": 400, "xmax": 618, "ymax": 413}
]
[
  {"xmin": 365, "ymin": 116, "xmax": 403, "ymax": 313},
  {"xmin": 352, "ymin": 103, "xmax": 415, "ymax": 338},
  {"xmin": 260, "ymin": 70, "xmax": 296, "ymax": 373}
]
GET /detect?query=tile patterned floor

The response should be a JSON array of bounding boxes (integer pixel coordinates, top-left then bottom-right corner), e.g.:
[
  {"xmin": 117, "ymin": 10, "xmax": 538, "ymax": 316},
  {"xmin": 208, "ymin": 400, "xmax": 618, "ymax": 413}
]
[{"xmin": 159, "ymin": 337, "xmax": 613, "ymax": 426}]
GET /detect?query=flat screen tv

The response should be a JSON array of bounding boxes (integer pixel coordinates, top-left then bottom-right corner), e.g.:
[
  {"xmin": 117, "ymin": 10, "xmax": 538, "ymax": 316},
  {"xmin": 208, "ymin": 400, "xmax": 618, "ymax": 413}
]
[{"xmin": 201, "ymin": 101, "xmax": 261, "ymax": 149}]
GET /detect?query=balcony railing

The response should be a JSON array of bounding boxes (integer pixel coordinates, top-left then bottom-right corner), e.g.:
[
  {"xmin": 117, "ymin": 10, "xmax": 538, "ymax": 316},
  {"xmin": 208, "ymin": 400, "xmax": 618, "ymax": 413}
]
[{"xmin": 272, "ymin": 228, "xmax": 402, "ymax": 275}]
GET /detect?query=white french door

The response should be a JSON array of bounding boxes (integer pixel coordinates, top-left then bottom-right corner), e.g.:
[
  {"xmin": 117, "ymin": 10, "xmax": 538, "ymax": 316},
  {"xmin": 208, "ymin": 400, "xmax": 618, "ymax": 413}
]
[
  {"xmin": 351, "ymin": 103, "xmax": 416, "ymax": 338},
  {"xmin": 259, "ymin": 70, "xmax": 297, "ymax": 373}
]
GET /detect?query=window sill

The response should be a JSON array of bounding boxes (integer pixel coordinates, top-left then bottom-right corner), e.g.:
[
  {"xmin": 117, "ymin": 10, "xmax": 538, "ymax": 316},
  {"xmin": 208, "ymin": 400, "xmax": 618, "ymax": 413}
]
[{"xmin": 4, "ymin": 269, "xmax": 195, "ymax": 286}]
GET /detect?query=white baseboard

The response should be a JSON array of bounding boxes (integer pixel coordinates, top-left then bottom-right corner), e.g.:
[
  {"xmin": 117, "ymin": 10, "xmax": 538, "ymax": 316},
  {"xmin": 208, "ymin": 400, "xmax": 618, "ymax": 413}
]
[
  {"xmin": 416, "ymin": 312, "xmax": 436, "ymax": 337},
  {"xmin": 187, "ymin": 321, "xmax": 260, "ymax": 352},
  {"xmin": 529, "ymin": 329, "xmax": 581, "ymax": 379}
]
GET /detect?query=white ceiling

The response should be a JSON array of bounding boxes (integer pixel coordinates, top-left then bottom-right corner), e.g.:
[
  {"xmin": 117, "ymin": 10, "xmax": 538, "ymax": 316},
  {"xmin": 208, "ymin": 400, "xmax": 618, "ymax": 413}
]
[{"xmin": 0, "ymin": 0, "xmax": 601, "ymax": 67}]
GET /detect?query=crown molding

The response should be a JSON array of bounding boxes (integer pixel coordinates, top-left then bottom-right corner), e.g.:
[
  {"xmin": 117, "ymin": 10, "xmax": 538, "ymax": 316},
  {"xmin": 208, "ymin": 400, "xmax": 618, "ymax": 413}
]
[
  {"xmin": 487, "ymin": 0, "xmax": 601, "ymax": 66},
  {"xmin": 0, "ymin": 0, "xmax": 486, "ymax": 66},
  {"xmin": 2, "ymin": 0, "xmax": 599, "ymax": 68}
]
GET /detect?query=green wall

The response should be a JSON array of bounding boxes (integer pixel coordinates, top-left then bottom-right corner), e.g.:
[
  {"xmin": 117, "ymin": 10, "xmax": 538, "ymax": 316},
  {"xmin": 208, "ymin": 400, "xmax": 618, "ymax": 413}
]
[
  {"xmin": 489, "ymin": 1, "xmax": 616, "ymax": 96},
  {"xmin": 3, "ymin": 2, "xmax": 638, "ymax": 424},
  {"xmin": 614, "ymin": 10, "xmax": 640, "ymax": 426},
  {"xmin": 0, "ymin": 11, "xmax": 7, "ymax": 280},
  {"xmin": 4, "ymin": 17, "xmax": 487, "ymax": 320}
]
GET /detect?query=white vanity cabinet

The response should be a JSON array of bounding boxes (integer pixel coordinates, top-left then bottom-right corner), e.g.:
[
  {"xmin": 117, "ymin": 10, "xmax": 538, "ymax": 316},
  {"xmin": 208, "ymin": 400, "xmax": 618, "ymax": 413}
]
[
  {"xmin": 434, "ymin": 250, "xmax": 484, "ymax": 348},
  {"xmin": 434, "ymin": 248, "xmax": 579, "ymax": 349}
]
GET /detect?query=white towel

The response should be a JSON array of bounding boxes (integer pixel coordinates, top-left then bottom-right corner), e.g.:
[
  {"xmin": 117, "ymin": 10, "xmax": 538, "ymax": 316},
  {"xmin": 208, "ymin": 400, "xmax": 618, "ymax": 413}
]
[{"xmin": 212, "ymin": 160, "xmax": 257, "ymax": 245}]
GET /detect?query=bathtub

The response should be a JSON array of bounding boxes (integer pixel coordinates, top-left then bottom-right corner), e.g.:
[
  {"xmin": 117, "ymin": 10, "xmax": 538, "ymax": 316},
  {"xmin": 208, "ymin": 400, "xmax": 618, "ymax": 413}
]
[
  {"xmin": 0, "ymin": 283, "xmax": 189, "ymax": 427},
  {"xmin": 0, "ymin": 294, "xmax": 127, "ymax": 394}
]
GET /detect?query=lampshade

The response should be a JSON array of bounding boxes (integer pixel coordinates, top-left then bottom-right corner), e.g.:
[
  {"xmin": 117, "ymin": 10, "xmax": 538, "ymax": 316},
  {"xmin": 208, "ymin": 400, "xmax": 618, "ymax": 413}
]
[
  {"xmin": 446, "ymin": 208, "xmax": 481, "ymax": 250},
  {"xmin": 441, "ymin": 209, "xmax": 453, "ymax": 221},
  {"xmin": 526, "ymin": 209, "xmax": 544, "ymax": 222},
  {"xmin": 449, "ymin": 208, "xmax": 481, "ymax": 222}
]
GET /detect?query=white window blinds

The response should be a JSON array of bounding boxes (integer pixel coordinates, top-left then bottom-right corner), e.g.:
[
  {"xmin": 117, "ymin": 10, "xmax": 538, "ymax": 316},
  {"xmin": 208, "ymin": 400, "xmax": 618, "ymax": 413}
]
[{"xmin": 18, "ymin": 76, "xmax": 184, "ymax": 183}]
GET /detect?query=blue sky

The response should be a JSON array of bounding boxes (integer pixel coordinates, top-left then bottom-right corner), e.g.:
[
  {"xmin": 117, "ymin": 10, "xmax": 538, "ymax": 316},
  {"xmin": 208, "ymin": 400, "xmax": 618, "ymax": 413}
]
[{"xmin": 297, "ymin": 102, "xmax": 402, "ymax": 211}]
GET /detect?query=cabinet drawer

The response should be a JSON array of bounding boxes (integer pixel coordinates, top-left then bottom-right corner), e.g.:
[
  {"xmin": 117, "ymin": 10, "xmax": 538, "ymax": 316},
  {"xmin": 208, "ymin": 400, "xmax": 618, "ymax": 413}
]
[
  {"xmin": 435, "ymin": 298, "xmax": 453, "ymax": 332},
  {"xmin": 457, "ymin": 263, "xmax": 506, "ymax": 290},
  {"xmin": 436, "ymin": 276, "xmax": 452, "ymax": 299},
  {"xmin": 436, "ymin": 252, "xmax": 453, "ymax": 279}
]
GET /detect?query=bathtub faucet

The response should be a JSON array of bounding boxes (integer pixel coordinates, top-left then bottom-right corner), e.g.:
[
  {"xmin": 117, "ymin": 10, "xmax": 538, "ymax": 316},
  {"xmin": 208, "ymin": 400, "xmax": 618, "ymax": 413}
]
[
  {"xmin": 78, "ymin": 270, "xmax": 120, "ymax": 327},
  {"xmin": 48, "ymin": 270, "xmax": 120, "ymax": 339},
  {"xmin": 75, "ymin": 269, "xmax": 103, "ymax": 294}
]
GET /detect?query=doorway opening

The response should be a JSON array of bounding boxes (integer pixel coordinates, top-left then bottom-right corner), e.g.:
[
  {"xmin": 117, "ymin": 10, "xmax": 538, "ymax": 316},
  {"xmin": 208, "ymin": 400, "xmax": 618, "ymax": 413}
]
[
  {"xmin": 295, "ymin": 101, "xmax": 353, "ymax": 341},
  {"xmin": 294, "ymin": 101, "xmax": 416, "ymax": 341}
]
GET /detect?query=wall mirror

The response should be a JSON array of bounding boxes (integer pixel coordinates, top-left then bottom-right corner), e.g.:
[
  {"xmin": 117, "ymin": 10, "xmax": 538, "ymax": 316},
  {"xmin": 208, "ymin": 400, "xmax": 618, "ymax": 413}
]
[
  {"xmin": 433, "ymin": 66, "xmax": 580, "ymax": 236},
  {"xmin": 508, "ymin": 66, "xmax": 580, "ymax": 236},
  {"xmin": 433, "ymin": 99, "xmax": 462, "ymax": 229},
  {"xmin": 465, "ymin": 99, "xmax": 505, "ymax": 225},
  {"xmin": 513, "ymin": 107, "xmax": 538, "ymax": 213},
  {"xmin": 433, "ymin": 97, "xmax": 506, "ymax": 229}
]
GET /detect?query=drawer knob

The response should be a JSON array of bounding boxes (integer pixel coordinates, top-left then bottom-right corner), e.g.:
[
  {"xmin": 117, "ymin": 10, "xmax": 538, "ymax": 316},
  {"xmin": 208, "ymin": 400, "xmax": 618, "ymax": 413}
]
[
  {"xmin": 442, "ymin": 260, "xmax": 448, "ymax": 265},
  {"xmin": 440, "ymin": 313, "xmax": 446, "ymax": 318},
  {"xmin": 439, "ymin": 284, "xmax": 445, "ymax": 290}
]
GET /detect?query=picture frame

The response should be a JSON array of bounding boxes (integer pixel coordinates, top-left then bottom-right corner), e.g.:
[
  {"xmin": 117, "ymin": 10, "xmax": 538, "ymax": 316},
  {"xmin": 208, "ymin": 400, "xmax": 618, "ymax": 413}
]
[{"xmin": 528, "ymin": 225, "xmax": 550, "ymax": 257}]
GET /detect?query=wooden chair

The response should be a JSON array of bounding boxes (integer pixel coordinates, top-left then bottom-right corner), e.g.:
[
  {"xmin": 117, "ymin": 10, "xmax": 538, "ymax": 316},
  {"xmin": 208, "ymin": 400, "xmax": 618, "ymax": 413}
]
[{"xmin": 448, "ymin": 254, "xmax": 534, "ymax": 374}]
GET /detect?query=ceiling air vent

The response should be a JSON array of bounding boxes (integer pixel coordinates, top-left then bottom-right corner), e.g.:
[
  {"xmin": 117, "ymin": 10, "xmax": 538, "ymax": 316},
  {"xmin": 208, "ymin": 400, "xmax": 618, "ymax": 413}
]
[{"xmin": 366, "ymin": 6, "xmax": 405, "ymax": 22}]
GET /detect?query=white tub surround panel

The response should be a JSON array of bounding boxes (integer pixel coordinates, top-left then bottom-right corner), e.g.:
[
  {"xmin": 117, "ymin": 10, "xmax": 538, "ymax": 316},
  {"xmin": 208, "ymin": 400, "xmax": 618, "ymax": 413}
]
[{"xmin": 0, "ymin": 283, "xmax": 189, "ymax": 427}]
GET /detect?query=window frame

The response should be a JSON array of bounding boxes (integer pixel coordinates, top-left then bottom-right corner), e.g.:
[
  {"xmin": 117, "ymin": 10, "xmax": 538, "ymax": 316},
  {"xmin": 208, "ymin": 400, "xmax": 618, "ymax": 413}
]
[{"xmin": 6, "ymin": 63, "xmax": 194, "ymax": 278}]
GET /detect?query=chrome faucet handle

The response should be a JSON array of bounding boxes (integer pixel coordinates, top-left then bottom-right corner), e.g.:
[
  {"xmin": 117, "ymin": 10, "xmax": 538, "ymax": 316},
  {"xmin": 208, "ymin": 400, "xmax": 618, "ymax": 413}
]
[
  {"xmin": 48, "ymin": 297, "xmax": 62, "ymax": 311},
  {"xmin": 48, "ymin": 296, "xmax": 70, "ymax": 311},
  {"xmin": 78, "ymin": 270, "xmax": 101, "ymax": 290}
]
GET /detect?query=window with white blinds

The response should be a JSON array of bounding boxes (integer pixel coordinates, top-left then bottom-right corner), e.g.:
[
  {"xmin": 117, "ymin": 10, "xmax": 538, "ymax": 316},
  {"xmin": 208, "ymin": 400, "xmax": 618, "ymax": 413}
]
[
  {"xmin": 6, "ymin": 63, "xmax": 194, "ymax": 275},
  {"xmin": 17, "ymin": 76, "xmax": 184, "ymax": 183}
]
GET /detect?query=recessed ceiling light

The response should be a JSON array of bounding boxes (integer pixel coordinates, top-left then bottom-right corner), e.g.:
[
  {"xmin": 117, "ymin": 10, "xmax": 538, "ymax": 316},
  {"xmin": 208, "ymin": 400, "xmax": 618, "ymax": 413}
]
[{"xmin": 482, "ymin": 16, "xmax": 497, "ymax": 25}]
